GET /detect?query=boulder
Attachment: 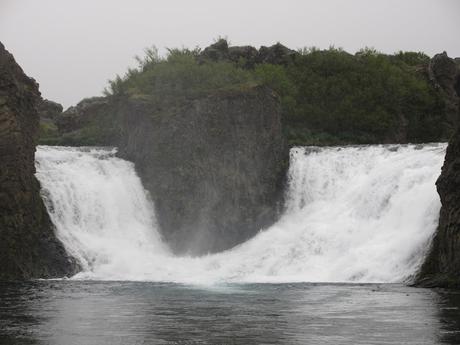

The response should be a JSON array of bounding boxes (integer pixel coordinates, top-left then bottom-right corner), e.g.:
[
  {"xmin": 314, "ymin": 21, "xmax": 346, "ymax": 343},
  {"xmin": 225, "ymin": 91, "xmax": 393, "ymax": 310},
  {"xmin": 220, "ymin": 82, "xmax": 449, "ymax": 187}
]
[
  {"xmin": 257, "ymin": 43, "xmax": 298, "ymax": 65},
  {"xmin": 199, "ymin": 40, "xmax": 298, "ymax": 68},
  {"xmin": 199, "ymin": 39, "xmax": 229, "ymax": 63}
]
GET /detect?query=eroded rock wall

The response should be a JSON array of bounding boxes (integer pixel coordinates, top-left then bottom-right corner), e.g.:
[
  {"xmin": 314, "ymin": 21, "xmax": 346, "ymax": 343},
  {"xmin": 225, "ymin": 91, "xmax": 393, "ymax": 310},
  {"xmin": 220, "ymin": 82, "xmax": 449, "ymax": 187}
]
[
  {"xmin": 417, "ymin": 53, "xmax": 460, "ymax": 287},
  {"xmin": 117, "ymin": 86, "xmax": 289, "ymax": 254},
  {"xmin": 0, "ymin": 42, "xmax": 75, "ymax": 280}
]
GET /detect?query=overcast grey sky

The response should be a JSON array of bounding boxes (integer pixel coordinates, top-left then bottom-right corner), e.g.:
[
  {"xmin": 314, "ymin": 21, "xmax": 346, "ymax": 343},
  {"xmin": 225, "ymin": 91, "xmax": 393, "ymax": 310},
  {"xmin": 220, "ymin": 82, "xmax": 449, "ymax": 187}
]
[{"xmin": 1, "ymin": 0, "xmax": 459, "ymax": 107}]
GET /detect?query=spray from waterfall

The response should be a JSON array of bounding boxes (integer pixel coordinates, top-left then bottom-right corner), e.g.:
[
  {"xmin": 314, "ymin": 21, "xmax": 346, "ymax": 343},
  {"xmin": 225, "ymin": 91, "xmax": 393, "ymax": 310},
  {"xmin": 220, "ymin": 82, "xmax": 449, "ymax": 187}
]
[{"xmin": 35, "ymin": 144, "xmax": 446, "ymax": 284}]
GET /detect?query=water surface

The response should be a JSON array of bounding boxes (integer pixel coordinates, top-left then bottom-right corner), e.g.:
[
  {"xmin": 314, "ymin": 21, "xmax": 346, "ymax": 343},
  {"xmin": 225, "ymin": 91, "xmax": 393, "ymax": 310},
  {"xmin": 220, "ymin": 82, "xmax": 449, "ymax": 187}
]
[{"xmin": 1, "ymin": 282, "xmax": 460, "ymax": 345}]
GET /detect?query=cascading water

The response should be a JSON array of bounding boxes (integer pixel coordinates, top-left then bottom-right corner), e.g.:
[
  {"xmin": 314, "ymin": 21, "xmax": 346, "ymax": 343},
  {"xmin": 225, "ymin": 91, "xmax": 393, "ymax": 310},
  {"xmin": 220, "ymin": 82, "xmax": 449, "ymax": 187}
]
[
  {"xmin": 35, "ymin": 146, "xmax": 169, "ymax": 279},
  {"xmin": 35, "ymin": 144, "xmax": 446, "ymax": 284}
]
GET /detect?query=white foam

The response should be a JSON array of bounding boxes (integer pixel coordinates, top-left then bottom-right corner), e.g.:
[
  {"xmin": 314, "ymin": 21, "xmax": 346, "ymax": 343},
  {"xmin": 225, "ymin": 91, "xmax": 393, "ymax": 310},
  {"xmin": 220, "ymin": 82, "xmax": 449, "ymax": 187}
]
[{"xmin": 35, "ymin": 144, "xmax": 446, "ymax": 284}]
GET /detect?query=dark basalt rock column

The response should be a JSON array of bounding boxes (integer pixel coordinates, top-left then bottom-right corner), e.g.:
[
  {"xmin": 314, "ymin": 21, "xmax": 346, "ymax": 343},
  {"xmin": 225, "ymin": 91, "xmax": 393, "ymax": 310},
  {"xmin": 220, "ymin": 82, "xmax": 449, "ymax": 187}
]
[
  {"xmin": 416, "ymin": 53, "xmax": 460, "ymax": 288},
  {"xmin": 117, "ymin": 86, "xmax": 289, "ymax": 255},
  {"xmin": 427, "ymin": 52, "xmax": 460, "ymax": 133},
  {"xmin": 0, "ymin": 42, "xmax": 75, "ymax": 280}
]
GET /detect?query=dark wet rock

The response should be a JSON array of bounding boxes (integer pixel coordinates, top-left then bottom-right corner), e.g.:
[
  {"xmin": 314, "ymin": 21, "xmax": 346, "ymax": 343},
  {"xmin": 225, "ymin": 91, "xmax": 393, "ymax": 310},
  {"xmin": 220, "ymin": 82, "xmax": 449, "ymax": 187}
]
[
  {"xmin": 199, "ymin": 40, "xmax": 298, "ymax": 67},
  {"xmin": 228, "ymin": 46, "xmax": 259, "ymax": 68},
  {"xmin": 427, "ymin": 52, "xmax": 460, "ymax": 132},
  {"xmin": 117, "ymin": 86, "xmax": 289, "ymax": 255},
  {"xmin": 416, "ymin": 127, "xmax": 460, "ymax": 288},
  {"xmin": 257, "ymin": 43, "xmax": 297, "ymax": 65},
  {"xmin": 416, "ymin": 53, "xmax": 460, "ymax": 288},
  {"xmin": 0, "ymin": 42, "xmax": 76, "ymax": 280},
  {"xmin": 199, "ymin": 39, "xmax": 229, "ymax": 62}
]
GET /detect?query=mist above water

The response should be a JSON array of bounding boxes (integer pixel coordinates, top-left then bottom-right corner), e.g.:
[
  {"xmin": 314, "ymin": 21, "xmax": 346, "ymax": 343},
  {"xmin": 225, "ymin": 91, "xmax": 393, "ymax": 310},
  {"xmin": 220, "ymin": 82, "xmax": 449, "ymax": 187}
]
[{"xmin": 35, "ymin": 144, "xmax": 446, "ymax": 284}]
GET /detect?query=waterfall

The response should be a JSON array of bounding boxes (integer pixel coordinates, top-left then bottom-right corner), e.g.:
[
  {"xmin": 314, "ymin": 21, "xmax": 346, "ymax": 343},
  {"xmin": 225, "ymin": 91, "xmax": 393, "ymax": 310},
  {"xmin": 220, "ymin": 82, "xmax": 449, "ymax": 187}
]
[
  {"xmin": 35, "ymin": 146, "xmax": 168, "ymax": 279},
  {"xmin": 35, "ymin": 144, "xmax": 446, "ymax": 284}
]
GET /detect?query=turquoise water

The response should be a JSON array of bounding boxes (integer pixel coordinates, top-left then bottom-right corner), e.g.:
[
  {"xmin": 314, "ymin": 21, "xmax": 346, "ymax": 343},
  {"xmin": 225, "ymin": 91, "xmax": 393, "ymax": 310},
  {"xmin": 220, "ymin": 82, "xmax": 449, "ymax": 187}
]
[{"xmin": 1, "ymin": 282, "xmax": 460, "ymax": 345}]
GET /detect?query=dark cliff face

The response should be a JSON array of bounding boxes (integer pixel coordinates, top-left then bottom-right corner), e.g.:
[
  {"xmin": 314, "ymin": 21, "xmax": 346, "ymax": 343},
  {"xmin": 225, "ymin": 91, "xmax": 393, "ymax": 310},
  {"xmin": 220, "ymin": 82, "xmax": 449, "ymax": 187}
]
[
  {"xmin": 416, "ymin": 53, "xmax": 460, "ymax": 288},
  {"xmin": 427, "ymin": 52, "xmax": 460, "ymax": 134},
  {"xmin": 0, "ymin": 42, "xmax": 75, "ymax": 280},
  {"xmin": 117, "ymin": 86, "xmax": 288, "ymax": 254}
]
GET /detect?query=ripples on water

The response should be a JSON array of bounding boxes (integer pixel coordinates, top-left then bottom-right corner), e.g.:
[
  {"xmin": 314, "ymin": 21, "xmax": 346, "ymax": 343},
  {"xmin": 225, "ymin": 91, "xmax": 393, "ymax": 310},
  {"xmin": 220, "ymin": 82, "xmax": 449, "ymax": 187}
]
[{"xmin": 1, "ymin": 282, "xmax": 460, "ymax": 345}]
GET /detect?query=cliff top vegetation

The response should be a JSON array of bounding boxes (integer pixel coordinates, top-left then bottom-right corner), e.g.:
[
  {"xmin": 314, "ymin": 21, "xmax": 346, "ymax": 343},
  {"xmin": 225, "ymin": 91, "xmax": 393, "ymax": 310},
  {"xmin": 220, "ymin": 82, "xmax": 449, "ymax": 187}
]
[{"xmin": 41, "ymin": 39, "xmax": 455, "ymax": 146}]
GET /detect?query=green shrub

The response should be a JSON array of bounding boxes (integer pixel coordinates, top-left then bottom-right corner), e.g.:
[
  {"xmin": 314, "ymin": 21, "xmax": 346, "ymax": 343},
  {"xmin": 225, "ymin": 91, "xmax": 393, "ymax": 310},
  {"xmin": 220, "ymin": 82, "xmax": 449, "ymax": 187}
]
[
  {"xmin": 104, "ymin": 47, "xmax": 257, "ymax": 104},
  {"xmin": 98, "ymin": 44, "xmax": 449, "ymax": 146}
]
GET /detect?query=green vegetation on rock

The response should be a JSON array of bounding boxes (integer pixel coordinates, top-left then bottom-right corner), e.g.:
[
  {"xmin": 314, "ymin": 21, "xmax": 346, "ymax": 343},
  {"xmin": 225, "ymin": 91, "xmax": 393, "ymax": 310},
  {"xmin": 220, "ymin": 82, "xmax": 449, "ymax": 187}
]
[
  {"xmin": 276, "ymin": 47, "xmax": 446, "ymax": 145},
  {"xmin": 43, "ymin": 40, "xmax": 456, "ymax": 146},
  {"xmin": 104, "ymin": 47, "xmax": 258, "ymax": 103},
  {"xmin": 104, "ymin": 42, "xmax": 449, "ymax": 146}
]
